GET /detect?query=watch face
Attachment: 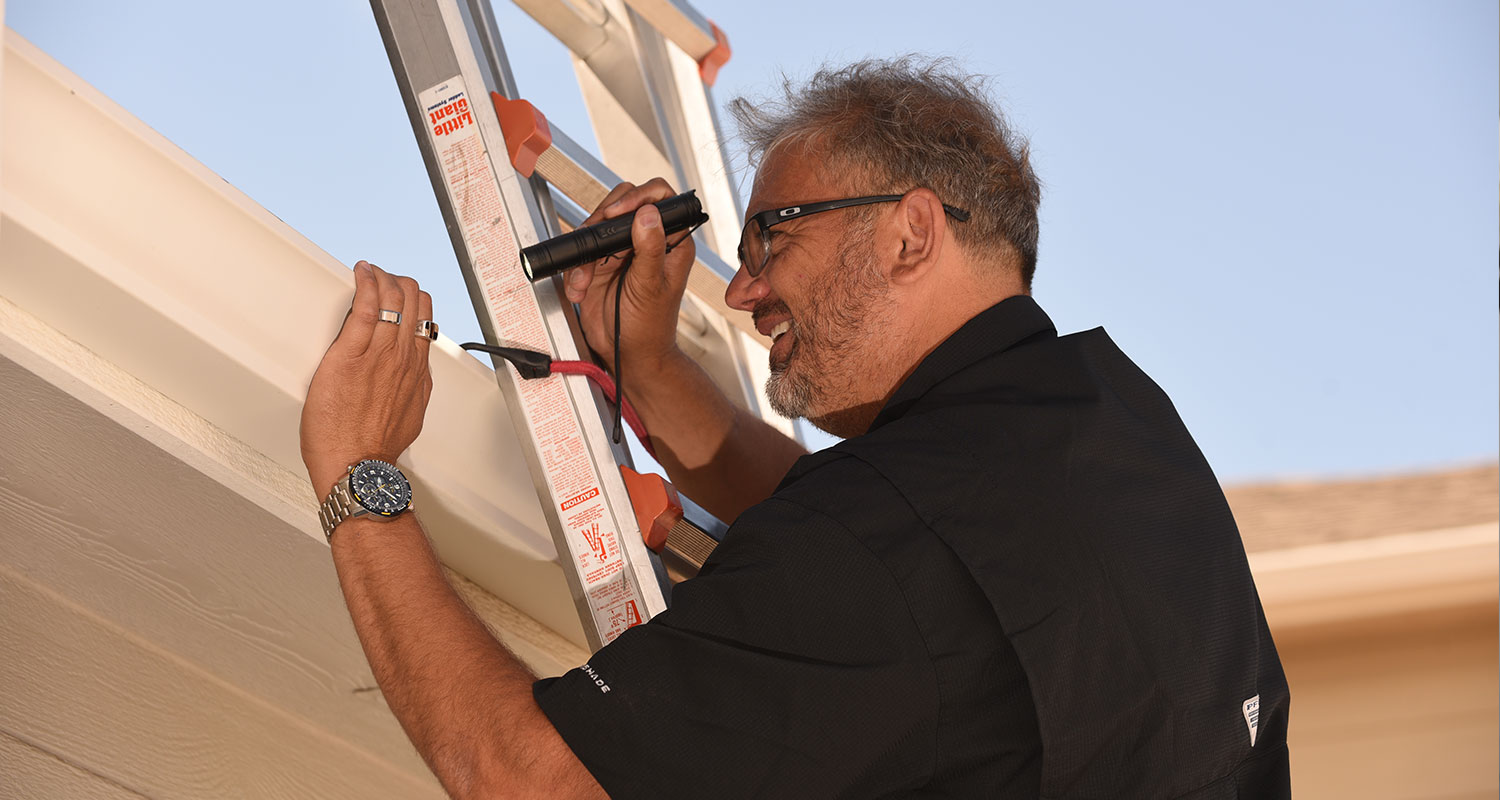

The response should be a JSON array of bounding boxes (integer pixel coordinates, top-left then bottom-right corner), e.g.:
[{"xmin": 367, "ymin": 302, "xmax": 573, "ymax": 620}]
[{"xmin": 348, "ymin": 459, "xmax": 412, "ymax": 517}]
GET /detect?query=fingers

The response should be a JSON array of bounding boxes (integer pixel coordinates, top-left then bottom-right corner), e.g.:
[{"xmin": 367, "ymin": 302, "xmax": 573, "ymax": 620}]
[
  {"xmin": 566, "ymin": 183, "xmax": 636, "ymax": 303},
  {"xmin": 600, "ymin": 178, "xmax": 678, "ymax": 221},
  {"xmin": 369, "ymin": 264, "xmax": 407, "ymax": 351},
  {"xmin": 363, "ymin": 267, "xmax": 432, "ymax": 375},
  {"xmin": 414, "ymin": 286, "xmax": 434, "ymax": 370},
  {"xmin": 629, "ymin": 203, "xmax": 667, "ymax": 287},
  {"xmin": 337, "ymin": 261, "xmax": 381, "ymax": 354},
  {"xmin": 397, "ymin": 274, "xmax": 421, "ymax": 348},
  {"xmin": 566, "ymin": 178, "xmax": 678, "ymax": 304},
  {"xmin": 416, "ymin": 289, "xmax": 434, "ymax": 337},
  {"xmin": 564, "ymin": 247, "xmax": 609, "ymax": 303},
  {"xmin": 581, "ymin": 181, "xmax": 637, "ymax": 226}
]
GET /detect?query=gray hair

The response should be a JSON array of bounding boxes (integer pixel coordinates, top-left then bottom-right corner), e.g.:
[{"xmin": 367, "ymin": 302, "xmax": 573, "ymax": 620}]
[{"xmin": 729, "ymin": 56, "xmax": 1042, "ymax": 289}]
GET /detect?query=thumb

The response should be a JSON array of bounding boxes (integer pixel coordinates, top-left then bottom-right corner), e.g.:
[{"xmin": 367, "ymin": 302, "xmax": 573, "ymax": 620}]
[{"xmin": 629, "ymin": 203, "xmax": 666, "ymax": 286}]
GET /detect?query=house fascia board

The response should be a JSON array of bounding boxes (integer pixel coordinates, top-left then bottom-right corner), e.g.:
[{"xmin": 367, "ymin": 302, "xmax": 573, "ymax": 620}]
[
  {"xmin": 0, "ymin": 282, "xmax": 587, "ymax": 682},
  {"xmin": 0, "ymin": 30, "xmax": 608, "ymax": 646},
  {"xmin": 1, "ymin": 260, "xmax": 588, "ymax": 782},
  {"xmin": 1250, "ymin": 523, "xmax": 1498, "ymax": 630}
]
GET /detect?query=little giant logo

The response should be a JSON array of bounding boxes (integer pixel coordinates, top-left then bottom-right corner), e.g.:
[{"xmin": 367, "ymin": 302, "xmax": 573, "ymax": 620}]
[{"xmin": 582, "ymin": 663, "xmax": 611, "ymax": 694}]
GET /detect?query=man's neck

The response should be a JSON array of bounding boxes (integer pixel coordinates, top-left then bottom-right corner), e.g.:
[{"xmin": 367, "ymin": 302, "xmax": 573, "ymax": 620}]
[{"xmin": 806, "ymin": 273, "xmax": 1024, "ymax": 440}]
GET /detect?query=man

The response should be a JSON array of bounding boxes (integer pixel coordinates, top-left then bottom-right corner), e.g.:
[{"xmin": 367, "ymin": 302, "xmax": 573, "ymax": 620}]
[{"xmin": 301, "ymin": 58, "xmax": 1290, "ymax": 798}]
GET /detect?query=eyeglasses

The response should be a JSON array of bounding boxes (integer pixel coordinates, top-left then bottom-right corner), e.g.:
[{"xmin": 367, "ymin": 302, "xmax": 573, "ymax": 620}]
[{"xmin": 737, "ymin": 194, "xmax": 970, "ymax": 277}]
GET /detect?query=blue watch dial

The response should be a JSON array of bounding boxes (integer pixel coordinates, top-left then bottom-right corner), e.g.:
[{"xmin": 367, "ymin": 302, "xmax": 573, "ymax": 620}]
[{"xmin": 348, "ymin": 459, "xmax": 412, "ymax": 517}]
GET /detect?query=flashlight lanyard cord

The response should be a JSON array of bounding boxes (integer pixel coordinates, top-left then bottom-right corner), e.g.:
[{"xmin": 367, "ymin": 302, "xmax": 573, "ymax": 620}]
[
  {"xmin": 606, "ymin": 220, "xmax": 705, "ymax": 451},
  {"xmin": 612, "ymin": 265, "xmax": 625, "ymax": 448},
  {"xmin": 460, "ymin": 221, "xmax": 704, "ymax": 461},
  {"xmin": 550, "ymin": 359, "xmax": 653, "ymax": 459},
  {"xmin": 457, "ymin": 342, "xmax": 655, "ymax": 459}
]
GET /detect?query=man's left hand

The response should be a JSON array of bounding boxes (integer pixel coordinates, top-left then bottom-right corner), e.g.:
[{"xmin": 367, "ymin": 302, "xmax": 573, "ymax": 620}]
[{"xmin": 300, "ymin": 261, "xmax": 434, "ymax": 496}]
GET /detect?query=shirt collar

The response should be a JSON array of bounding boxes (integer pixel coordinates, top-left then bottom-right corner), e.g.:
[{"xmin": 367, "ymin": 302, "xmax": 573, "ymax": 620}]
[{"xmin": 867, "ymin": 295, "xmax": 1057, "ymax": 432}]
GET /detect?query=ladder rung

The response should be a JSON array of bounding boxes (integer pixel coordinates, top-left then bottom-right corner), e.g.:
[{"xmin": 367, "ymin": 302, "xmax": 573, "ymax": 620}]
[
  {"xmin": 664, "ymin": 492, "xmax": 725, "ymax": 573},
  {"xmin": 494, "ymin": 94, "xmax": 759, "ymax": 343},
  {"xmin": 552, "ymin": 201, "xmax": 757, "ymax": 345},
  {"xmin": 620, "ymin": 0, "xmax": 730, "ymax": 84},
  {"xmin": 372, "ymin": 0, "xmax": 673, "ymax": 649},
  {"xmin": 510, "ymin": 0, "xmax": 609, "ymax": 61},
  {"xmin": 664, "ymin": 517, "xmax": 718, "ymax": 571},
  {"xmin": 513, "ymin": 0, "xmax": 728, "ymax": 86}
]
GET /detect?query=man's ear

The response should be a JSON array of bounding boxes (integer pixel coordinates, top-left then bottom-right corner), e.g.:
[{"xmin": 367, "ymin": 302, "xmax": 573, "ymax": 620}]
[{"xmin": 885, "ymin": 188, "xmax": 946, "ymax": 286}]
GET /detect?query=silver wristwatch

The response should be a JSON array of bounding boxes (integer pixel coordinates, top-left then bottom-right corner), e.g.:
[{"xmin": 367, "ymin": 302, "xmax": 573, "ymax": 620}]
[{"xmin": 318, "ymin": 458, "xmax": 413, "ymax": 540}]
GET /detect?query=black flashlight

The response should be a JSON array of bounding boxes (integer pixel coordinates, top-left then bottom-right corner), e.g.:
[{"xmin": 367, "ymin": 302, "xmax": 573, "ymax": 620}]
[{"xmin": 520, "ymin": 190, "xmax": 708, "ymax": 281}]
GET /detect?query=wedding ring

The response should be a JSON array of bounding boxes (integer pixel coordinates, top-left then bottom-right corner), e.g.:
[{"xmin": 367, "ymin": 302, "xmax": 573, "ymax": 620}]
[
  {"xmin": 378, "ymin": 309, "xmax": 402, "ymax": 325},
  {"xmin": 416, "ymin": 320, "xmax": 438, "ymax": 340}
]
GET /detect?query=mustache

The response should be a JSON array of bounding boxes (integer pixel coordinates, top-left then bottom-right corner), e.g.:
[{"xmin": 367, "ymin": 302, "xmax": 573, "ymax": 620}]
[{"xmin": 751, "ymin": 300, "xmax": 791, "ymax": 328}]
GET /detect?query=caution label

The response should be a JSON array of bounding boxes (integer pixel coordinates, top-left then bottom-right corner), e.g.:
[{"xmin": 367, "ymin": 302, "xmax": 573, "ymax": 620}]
[
  {"xmin": 561, "ymin": 487, "xmax": 599, "ymax": 512},
  {"xmin": 419, "ymin": 76, "xmax": 647, "ymax": 645}
]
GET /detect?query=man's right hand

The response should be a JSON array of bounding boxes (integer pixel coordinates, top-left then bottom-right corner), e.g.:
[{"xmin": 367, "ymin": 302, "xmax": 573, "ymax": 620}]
[
  {"xmin": 561, "ymin": 180, "xmax": 806, "ymax": 523},
  {"xmin": 563, "ymin": 178, "xmax": 697, "ymax": 384}
]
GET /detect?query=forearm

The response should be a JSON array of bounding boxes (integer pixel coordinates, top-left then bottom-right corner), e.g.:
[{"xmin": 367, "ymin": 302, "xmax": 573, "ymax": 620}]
[
  {"xmin": 628, "ymin": 352, "xmax": 806, "ymax": 523},
  {"xmin": 327, "ymin": 512, "xmax": 594, "ymax": 799}
]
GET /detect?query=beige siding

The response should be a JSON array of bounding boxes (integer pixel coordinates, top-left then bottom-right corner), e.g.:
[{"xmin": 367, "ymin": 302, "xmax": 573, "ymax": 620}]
[
  {"xmin": 0, "ymin": 729, "xmax": 146, "ymax": 800},
  {"xmin": 1278, "ymin": 605, "xmax": 1498, "ymax": 799},
  {"xmin": 0, "ymin": 563, "xmax": 446, "ymax": 798}
]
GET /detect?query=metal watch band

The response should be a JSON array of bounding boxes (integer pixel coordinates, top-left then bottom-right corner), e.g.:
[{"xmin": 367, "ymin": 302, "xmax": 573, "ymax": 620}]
[{"xmin": 318, "ymin": 479, "xmax": 358, "ymax": 541}]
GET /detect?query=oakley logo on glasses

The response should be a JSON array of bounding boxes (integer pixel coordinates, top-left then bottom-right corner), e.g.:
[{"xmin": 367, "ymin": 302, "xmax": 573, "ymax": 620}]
[{"xmin": 779, "ymin": 207, "xmax": 801, "ymax": 217}]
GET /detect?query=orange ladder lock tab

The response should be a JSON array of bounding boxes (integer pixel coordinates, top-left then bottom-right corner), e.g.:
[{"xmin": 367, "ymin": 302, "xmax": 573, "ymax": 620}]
[{"xmin": 371, "ymin": 0, "xmax": 750, "ymax": 652}]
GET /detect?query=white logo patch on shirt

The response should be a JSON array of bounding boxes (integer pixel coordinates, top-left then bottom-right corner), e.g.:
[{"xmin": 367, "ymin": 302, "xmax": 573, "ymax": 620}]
[
  {"xmin": 1242, "ymin": 695, "xmax": 1261, "ymax": 747},
  {"xmin": 582, "ymin": 662, "xmax": 612, "ymax": 694}
]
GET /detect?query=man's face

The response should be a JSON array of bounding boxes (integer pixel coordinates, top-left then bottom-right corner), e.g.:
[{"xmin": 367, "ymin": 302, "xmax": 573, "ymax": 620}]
[{"xmin": 729, "ymin": 147, "xmax": 894, "ymax": 436}]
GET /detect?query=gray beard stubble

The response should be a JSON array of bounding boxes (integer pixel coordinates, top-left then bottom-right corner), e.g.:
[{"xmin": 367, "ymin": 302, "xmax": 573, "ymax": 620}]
[{"xmin": 765, "ymin": 229, "xmax": 887, "ymax": 421}]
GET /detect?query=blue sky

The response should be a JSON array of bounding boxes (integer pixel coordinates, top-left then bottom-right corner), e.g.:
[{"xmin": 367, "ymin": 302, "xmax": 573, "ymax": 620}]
[{"xmin": 9, "ymin": 0, "xmax": 1496, "ymax": 484}]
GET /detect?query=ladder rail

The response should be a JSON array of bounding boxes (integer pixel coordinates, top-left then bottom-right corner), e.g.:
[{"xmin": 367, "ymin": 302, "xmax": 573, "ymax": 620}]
[
  {"xmin": 524, "ymin": 0, "xmax": 796, "ymax": 440},
  {"xmin": 621, "ymin": 0, "xmax": 720, "ymax": 63},
  {"xmin": 371, "ymin": 0, "xmax": 670, "ymax": 651},
  {"xmin": 487, "ymin": 3, "xmax": 796, "ymax": 435},
  {"xmin": 494, "ymin": 96, "xmax": 767, "ymax": 418},
  {"xmin": 372, "ymin": 0, "xmax": 770, "ymax": 652}
]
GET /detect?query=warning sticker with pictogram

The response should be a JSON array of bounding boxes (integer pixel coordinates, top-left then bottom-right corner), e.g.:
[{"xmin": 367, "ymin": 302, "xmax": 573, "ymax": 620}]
[{"xmin": 419, "ymin": 75, "xmax": 650, "ymax": 645}]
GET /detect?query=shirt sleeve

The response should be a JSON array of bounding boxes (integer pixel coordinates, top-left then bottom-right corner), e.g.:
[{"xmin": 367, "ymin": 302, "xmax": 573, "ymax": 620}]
[{"xmin": 533, "ymin": 494, "xmax": 938, "ymax": 799}]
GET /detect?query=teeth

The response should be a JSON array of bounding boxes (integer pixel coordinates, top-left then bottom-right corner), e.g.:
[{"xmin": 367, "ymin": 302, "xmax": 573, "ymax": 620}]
[{"xmin": 770, "ymin": 321, "xmax": 792, "ymax": 340}]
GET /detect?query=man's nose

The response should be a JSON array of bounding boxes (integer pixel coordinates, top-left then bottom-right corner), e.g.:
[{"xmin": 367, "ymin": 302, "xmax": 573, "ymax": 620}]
[{"xmin": 724, "ymin": 263, "xmax": 768, "ymax": 312}]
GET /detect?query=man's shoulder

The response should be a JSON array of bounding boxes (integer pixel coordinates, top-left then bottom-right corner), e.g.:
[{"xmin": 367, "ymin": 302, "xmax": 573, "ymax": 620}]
[
  {"xmin": 794, "ymin": 403, "xmax": 1036, "ymax": 538},
  {"xmin": 823, "ymin": 321, "xmax": 1213, "ymax": 528},
  {"xmin": 756, "ymin": 450, "xmax": 931, "ymax": 558},
  {"xmin": 774, "ymin": 445, "xmax": 903, "ymax": 502}
]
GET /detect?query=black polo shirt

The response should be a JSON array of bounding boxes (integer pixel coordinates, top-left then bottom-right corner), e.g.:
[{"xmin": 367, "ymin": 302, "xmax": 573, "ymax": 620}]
[{"xmin": 535, "ymin": 296, "xmax": 1291, "ymax": 799}]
